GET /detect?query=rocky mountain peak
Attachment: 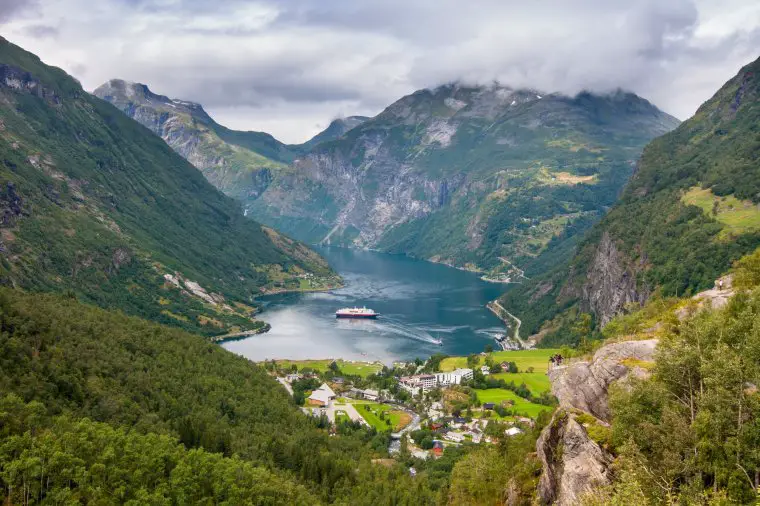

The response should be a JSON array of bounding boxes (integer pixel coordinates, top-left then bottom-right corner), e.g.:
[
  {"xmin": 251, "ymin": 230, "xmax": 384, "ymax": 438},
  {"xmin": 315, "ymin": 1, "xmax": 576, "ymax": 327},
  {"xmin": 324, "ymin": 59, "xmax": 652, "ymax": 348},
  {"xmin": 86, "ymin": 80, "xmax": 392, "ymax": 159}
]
[{"xmin": 94, "ymin": 79, "xmax": 212, "ymax": 122}]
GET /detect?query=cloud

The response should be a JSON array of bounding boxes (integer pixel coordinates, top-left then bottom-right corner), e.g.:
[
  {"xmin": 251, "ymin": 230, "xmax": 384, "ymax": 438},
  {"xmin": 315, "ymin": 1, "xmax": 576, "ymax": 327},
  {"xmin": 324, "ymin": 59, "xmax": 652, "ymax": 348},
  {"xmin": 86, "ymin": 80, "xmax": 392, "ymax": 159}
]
[
  {"xmin": 23, "ymin": 24, "xmax": 59, "ymax": 38},
  {"xmin": 0, "ymin": 0, "xmax": 37, "ymax": 22},
  {"xmin": 0, "ymin": 0, "xmax": 759, "ymax": 142}
]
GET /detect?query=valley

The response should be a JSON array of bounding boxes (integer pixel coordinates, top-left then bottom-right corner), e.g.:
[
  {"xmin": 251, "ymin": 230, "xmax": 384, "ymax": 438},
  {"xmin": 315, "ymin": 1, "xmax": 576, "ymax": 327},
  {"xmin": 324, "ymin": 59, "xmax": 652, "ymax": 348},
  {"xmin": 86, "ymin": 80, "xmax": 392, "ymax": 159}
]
[
  {"xmin": 0, "ymin": 19, "xmax": 759, "ymax": 506},
  {"xmin": 96, "ymin": 80, "xmax": 679, "ymax": 281}
]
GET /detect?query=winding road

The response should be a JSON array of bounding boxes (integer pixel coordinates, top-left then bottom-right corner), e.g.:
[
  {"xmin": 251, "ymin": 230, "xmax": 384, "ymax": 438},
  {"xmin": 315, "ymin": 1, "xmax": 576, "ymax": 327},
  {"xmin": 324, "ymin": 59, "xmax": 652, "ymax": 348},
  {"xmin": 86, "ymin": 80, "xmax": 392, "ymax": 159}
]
[{"xmin": 488, "ymin": 299, "xmax": 531, "ymax": 349}]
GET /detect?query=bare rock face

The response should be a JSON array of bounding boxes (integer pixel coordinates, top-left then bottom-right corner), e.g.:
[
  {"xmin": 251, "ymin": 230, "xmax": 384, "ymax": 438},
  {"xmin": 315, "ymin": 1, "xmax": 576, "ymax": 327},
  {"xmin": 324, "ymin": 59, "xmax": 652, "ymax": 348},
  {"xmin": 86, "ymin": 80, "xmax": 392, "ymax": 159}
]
[
  {"xmin": 1, "ymin": 64, "xmax": 62, "ymax": 103},
  {"xmin": 582, "ymin": 232, "xmax": 650, "ymax": 327},
  {"xmin": 549, "ymin": 339, "xmax": 657, "ymax": 421},
  {"xmin": 537, "ymin": 411, "xmax": 613, "ymax": 506},
  {"xmin": 537, "ymin": 339, "xmax": 658, "ymax": 504}
]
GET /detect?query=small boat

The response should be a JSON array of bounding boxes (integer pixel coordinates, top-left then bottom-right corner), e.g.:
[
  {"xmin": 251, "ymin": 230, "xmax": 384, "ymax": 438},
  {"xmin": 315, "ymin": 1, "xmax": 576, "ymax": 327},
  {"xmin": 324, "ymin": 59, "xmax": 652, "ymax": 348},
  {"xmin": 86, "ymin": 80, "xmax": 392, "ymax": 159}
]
[{"xmin": 335, "ymin": 306, "xmax": 379, "ymax": 319}]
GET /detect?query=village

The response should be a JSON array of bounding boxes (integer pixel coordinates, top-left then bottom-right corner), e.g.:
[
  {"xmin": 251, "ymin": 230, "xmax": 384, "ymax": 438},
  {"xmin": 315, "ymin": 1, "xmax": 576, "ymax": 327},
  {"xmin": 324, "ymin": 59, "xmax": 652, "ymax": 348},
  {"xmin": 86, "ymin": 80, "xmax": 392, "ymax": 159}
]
[{"xmin": 261, "ymin": 348, "xmax": 562, "ymax": 460}]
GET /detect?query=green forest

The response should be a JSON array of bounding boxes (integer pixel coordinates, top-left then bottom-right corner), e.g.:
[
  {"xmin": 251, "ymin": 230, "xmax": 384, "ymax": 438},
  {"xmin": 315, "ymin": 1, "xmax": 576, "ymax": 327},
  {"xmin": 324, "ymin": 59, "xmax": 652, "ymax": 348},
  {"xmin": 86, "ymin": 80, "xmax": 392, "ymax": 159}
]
[{"xmin": 0, "ymin": 288, "xmax": 550, "ymax": 505}]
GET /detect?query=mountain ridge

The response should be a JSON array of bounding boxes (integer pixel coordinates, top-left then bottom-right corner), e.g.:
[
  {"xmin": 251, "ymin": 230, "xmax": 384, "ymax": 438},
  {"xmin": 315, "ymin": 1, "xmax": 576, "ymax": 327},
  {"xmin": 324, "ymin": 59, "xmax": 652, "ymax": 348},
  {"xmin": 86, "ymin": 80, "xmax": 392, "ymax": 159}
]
[{"xmin": 249, "ymin": 82, "xmax": 679, "ymax": 275}]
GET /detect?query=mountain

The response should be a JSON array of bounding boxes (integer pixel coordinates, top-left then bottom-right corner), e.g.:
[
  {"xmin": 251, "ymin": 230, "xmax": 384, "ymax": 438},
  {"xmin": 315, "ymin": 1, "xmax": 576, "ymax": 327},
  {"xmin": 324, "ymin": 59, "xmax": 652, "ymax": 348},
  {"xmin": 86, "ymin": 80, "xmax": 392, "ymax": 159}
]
[
  {"xmin": 0, "ymin": 37, "xmax": 339, "ymax": 336},
  {"xmin": 93, "ymin": 79, "xmax": 299, "ymax": 202},
  {"xmin": 502, "ymin": 55, "xmax": 760, "ymax": 345},
  {"xmin": 302, "ymin": 115, "xmax": 370, "ymax": 148},
  {"xmin": 93, "ymin": 81, "xmax": 368, "ymax": 204},
  {"xmin": 247, "ymin": 84, "xmax": 679, "ymax": 275}
]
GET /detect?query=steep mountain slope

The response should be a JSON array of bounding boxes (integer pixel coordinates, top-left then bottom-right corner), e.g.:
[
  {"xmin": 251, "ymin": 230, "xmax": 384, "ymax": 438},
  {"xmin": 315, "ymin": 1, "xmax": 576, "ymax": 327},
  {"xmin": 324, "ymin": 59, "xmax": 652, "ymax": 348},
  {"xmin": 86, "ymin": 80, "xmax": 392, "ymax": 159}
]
[
  {"xmin": 0, "ymin": 37, "xmax": 338, "ymax": 336},
  {"xmin": 248, "ymin": 84, "xmax": 679, "ymax": 274},
  {"xmin": 93, "ymin": 82, "xmax": 368, "ymax": 205},
  {"xmin": 503, "ymin": 55, "xmax": 760, "ymax": 344}
]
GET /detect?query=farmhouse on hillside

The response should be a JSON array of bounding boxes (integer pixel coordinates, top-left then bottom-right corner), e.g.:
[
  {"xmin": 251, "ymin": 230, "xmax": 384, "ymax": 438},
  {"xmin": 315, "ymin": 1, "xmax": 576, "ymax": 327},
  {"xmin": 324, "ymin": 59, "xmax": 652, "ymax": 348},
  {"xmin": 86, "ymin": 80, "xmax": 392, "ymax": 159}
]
[{"xmin": 307, "ymin": 383, "xmax": 336, "ymax": 407}]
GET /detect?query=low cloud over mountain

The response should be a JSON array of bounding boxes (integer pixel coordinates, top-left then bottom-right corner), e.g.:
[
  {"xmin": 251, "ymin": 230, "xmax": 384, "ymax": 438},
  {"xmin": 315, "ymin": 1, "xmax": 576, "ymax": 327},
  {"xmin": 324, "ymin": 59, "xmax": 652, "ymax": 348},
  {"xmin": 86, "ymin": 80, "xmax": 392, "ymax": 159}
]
[{"xmin": 2, "ymin": 0, "xmax": 758, "ymax": 142}]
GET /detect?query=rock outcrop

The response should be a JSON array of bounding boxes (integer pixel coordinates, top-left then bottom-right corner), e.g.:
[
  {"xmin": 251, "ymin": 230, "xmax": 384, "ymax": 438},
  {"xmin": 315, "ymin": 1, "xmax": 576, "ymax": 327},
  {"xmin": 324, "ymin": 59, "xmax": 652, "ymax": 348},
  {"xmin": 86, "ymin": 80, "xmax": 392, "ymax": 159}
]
[
  {"xmin": 549, "ymin": 339, "xmax": 657, "ymax": 421},
  {"xmin": 537, "ymin": 412, "xmax": 613, "ymax": 506},
  {"xmin": 537, "ymin": 339, "xmax": 658, "ymax": 504},
  {"xmin": 582, "ymin": 232, "xmax": 650, "ymax": 327}
]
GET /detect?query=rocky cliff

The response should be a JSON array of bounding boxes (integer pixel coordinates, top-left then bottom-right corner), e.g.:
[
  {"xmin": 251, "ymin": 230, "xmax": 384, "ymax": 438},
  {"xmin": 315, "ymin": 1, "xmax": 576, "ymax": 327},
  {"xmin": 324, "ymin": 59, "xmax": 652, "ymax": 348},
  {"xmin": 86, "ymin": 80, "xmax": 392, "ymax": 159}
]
[
  {"xmin": 536, "ymin": 339, "xmax": 658, "ymax": 505},
  {"xmin": 581, "ymin": 231, "xmax": 652, "ymax": 327},
  {"xmin": 537, "ymin": 411, "xmax": 613, "ymax": 506},
  {"xmin": 250, "ymin": 84, "xmax": 679, "ymax": 274},
  {"xmin": 549, "ymin": 339, "xmax": 657, "ymax": 421}
]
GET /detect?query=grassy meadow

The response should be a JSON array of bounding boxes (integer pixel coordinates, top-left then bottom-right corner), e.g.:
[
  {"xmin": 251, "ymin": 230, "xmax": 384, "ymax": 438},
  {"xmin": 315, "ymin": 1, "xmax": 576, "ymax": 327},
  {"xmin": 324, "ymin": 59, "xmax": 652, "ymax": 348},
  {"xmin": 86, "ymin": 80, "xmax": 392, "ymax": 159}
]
[
  {"xmin": 439, "ymin": 349, "xmax": 560, "ymax": 374},
  {"xmin": 353, "ymin": 401, "xmax": 412, "ymax": 432},
  {"xmin": 475, "ymin": 389, "xmax": 553, "ymax": 418}
]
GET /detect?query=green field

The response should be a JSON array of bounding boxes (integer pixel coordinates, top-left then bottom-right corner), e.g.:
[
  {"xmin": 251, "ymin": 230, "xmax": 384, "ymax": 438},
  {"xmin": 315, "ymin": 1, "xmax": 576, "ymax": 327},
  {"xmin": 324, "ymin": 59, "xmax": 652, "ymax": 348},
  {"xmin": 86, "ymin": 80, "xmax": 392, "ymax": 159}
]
[
  {"xmin": 475, "ymin": 389, "xmax": 553, "ymax": 418},
  {"xmin": 335, "ymin": 410, "xmax": 350, "ymax": 424},
  {"xmin": 682, "ymin": 186, "xmax": 760, "ymax": 239},
  {"xmin": 490, "ymin": 372, "xmax": 551, "ymax": 394},
  {"xmin": 268, "ymin": 359, "xmax": 383, "ymax": 377},
  {"xmin": 439, "ymin": 349, "xmax": 560, "ymax": 373},
  {"xmin": 354, "ymin": 402, "xmax": 411, "ymax": 432},
  {"xmin": 339, "ymin": 361, "xmax": 385, "ymax": 376}
]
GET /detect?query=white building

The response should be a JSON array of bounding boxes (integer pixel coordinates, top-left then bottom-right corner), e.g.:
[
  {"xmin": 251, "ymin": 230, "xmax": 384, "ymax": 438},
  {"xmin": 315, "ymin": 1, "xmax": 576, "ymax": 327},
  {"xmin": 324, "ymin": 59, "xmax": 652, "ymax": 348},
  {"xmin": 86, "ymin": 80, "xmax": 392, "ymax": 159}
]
[
  {"xmin": 307, "ymin": 383, "xmax": 336, "ymax": 407},
  {"xmin": 399, "ymin": 374, "xmax": 438, "ymax": 395},
  {"xmin": 435, "ymin": 368, "xmax": 473, "ymax": 386},
  {"xmin": 445, "ymin": 432, "xmax": 465, "ymax": 443},
  {"xmin": 468, "ymin": 432, "xmax": 483, "ymax": 444},
  {"xmin": 505, "ymin": 427, "xmax": 523, "ymax": 437},
  {"xmin": 480, "ymin": 365, "xmax": 491, "ymax": 376},
  {"xmin": 420, "ymin": 374, "xmax": 437, "ymax": 390}
]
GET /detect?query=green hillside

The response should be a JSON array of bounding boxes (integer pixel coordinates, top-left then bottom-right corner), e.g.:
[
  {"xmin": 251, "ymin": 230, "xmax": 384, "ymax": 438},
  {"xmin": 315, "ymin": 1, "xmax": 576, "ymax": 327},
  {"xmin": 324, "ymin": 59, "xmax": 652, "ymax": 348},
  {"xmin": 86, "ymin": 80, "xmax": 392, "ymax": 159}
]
[
  {"xmin": 0, "ymin": 37, "xmax": 339, "ymax": 336},
  {"xmin": 0, "ymin": 288, "xmax": 443, "ymax": 505},
  {"xmin": 580, "ymin": 248, "xmax": 760, "ymax": 504},
  {"xmin": 501, "ymin": 55, "xmax": 760, "ymax": 346}
]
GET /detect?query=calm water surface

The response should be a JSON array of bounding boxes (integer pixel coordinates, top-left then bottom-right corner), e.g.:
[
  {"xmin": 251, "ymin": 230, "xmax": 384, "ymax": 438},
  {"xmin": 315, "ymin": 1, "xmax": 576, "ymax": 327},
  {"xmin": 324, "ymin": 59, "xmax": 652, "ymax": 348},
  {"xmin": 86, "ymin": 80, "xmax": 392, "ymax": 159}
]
[{"xmin": 223, "ymin": 247, "xmax": 509, "ymax": 364}]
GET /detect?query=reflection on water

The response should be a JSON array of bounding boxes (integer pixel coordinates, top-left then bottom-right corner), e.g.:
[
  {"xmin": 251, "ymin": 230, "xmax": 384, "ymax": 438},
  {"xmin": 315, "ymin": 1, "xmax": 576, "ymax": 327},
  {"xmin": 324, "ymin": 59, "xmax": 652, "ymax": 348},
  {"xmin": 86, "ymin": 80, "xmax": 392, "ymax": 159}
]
[{"xmin": 222, "ymin": 247, "xmax": 509, "ymax": 364}]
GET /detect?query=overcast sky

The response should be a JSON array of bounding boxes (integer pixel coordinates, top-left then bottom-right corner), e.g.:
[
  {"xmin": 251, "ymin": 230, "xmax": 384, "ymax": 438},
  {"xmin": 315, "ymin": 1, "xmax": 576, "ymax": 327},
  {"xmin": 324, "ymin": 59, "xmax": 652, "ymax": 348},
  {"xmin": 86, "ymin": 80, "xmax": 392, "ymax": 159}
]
[{"xmin": 2, "ymin": 0, "xmax": 759, "ymax": 143}]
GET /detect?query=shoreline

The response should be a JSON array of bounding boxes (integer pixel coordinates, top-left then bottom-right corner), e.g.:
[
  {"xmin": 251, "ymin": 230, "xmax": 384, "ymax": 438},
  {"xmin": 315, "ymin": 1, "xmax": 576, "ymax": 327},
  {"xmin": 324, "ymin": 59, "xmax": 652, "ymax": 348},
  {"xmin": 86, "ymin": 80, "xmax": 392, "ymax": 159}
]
[
  {"xmin": 487, "ymin": 300, "xmax": 531, "ymax": 350},
  {"xmin": 256, "ymin": 279, "xmax": 345, "ymax": 297},
  {"xmin": 213, "ymin": 281, "xmax": 345, "ymax": 344},
  {"xmin": 211, "ymin": 323, "xmax": 272, "ymax": 344}
]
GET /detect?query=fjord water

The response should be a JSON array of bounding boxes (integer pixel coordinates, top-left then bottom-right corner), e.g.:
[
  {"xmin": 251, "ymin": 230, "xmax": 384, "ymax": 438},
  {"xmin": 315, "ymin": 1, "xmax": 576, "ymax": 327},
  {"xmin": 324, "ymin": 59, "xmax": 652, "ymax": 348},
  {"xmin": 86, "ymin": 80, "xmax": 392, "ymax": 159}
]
[{"xmin": 223, "ymin": 247, "xmax": 509, "ymax": 364}]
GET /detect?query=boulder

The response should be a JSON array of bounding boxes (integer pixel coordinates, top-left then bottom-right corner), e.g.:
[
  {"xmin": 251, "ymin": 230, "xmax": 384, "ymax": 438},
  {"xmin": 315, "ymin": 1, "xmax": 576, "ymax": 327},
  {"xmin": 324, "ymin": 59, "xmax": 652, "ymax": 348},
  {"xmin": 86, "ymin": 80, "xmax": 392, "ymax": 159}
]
[
  {"xmin": 537, "ymin": 411, "xmax": 613, "ymax": 505},
  {"xmin": 549, "ymin": 339, "xmax": 657, "ymax": 421}
]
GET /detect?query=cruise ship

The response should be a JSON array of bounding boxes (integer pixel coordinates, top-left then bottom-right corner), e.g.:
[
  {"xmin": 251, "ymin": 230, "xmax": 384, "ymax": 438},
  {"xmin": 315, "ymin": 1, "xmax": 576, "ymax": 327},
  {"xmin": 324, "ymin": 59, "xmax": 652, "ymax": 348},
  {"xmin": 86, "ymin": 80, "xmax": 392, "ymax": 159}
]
[{"xmin": 335, "ymin": 306, "xmax": 379, "ymax": 319}]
